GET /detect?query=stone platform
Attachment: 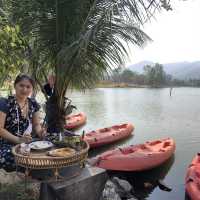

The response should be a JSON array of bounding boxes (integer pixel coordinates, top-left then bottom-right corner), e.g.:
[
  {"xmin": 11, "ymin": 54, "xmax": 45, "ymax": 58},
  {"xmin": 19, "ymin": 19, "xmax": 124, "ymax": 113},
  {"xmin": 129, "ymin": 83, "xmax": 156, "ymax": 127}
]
[{"xmin": 39, "ymin": 165, "xmax": 108, "ymax": 200}]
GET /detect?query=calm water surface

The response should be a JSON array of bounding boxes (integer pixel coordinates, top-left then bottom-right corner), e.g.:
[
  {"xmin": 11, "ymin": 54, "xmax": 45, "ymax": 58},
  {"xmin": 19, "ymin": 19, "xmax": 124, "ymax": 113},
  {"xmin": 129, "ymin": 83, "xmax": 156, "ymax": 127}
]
[{"xmin": 65, "ymin": 87, "xmax": 200, "ymax": 200}]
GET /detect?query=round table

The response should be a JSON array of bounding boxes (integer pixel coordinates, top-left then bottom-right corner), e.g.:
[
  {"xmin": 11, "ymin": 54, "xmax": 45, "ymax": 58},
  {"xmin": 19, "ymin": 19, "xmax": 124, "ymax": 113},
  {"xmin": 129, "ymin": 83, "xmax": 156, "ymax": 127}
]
[{"xmin": 12, "ymin": 141, "xmax": 89, "ymax": 180}]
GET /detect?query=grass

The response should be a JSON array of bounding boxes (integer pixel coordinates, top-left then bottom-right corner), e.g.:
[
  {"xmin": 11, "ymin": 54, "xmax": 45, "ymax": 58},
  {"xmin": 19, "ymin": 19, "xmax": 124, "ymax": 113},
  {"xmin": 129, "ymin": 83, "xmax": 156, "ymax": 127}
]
[{"xmin": 0, "ymin": 182, "xmax": 39, "ymax": 200}]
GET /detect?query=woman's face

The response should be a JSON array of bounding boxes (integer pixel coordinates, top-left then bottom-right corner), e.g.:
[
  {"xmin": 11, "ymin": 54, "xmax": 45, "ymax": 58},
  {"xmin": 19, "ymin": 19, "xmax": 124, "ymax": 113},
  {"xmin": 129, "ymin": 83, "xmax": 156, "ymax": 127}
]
[{"xmin": 14, "ymin": 79, "xmax": 33, "ymax": 98}]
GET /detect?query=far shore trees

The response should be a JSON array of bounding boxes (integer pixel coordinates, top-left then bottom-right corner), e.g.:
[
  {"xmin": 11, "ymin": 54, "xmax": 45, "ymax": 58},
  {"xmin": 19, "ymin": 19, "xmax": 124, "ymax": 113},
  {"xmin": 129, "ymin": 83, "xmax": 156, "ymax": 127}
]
[{"xmin": 144, "ymin": 63, "xmax": 166, "ymax": 87}]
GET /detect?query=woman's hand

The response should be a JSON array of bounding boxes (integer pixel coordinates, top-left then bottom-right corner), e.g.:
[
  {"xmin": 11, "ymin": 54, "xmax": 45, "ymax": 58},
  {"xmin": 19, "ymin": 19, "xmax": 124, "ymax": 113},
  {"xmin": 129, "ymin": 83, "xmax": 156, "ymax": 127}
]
[{"xmin": 18, "ymin": 133, "xmax": 32, "ymax": 144}]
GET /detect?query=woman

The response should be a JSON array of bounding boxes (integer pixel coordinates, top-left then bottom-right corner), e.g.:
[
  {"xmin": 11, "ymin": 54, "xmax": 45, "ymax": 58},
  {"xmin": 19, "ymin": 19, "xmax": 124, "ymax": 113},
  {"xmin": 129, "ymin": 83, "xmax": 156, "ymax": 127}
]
[{"xmin": 0, "ymin": 74, "xmax": 45, "ymax": 171}]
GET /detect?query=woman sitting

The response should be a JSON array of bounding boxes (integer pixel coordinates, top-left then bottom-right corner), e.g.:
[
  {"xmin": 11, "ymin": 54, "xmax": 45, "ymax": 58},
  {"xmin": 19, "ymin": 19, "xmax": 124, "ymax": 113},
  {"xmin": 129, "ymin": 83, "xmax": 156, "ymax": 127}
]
[{"xmin": 0, "ymin": 74, "xmax": 45, "ymax": 171}]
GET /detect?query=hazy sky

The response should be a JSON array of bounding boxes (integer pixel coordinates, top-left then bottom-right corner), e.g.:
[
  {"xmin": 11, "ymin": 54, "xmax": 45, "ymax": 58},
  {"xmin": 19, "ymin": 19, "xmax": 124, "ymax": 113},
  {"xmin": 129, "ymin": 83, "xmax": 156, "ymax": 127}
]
[{"xmin": 126, "ymin": 0, "xmax": 200, "ymax": 66}]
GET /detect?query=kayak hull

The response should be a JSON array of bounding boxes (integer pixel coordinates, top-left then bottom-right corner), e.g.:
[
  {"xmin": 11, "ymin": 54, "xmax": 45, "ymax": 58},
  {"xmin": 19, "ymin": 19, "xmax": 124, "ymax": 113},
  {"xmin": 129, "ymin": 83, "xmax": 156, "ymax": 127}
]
[
  {"xmin": 65, "ymin": 112, "xmax": 87, "ymax": 129},
  {"xmin": 84, "ymin": 123, "xmax": 134, "ymax": 148},
  {"xmin": 185, "ymin": 154, "xmax": 200, "ymax": 200},
  {"xmin": 96, "ymin": 138, "xmax": 175, "ymax": 171}
]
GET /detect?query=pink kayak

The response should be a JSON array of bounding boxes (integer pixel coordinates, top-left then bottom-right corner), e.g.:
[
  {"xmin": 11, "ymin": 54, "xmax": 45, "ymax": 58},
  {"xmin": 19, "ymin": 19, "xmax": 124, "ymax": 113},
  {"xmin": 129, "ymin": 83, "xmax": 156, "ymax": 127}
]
[
  {"xmin": 95, "ymin": 138, "xmax": 175, "ymax": 171},
  {"xmin": 185, "ymin": 153, "xmax": 200, "ymax": 200},
  {"xmin": 64, "ymin": 112, "xmax": 87, "ymax": 129},
  {"xmin": 84, "ymin": 123, "xmax": 134, "ymax": 148}
]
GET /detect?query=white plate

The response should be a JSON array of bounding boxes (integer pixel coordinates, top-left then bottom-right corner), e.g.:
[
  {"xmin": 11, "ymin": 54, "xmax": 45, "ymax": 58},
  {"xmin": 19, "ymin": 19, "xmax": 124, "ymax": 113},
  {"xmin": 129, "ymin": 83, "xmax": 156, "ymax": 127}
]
[{"xmin": 29, "ymin": 141, "xmax": 54, "ymax": 150}]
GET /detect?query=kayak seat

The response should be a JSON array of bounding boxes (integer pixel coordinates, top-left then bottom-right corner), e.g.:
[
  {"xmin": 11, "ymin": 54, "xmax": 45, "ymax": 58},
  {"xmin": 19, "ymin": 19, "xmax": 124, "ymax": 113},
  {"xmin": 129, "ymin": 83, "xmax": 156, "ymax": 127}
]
[
  {"xmin": 149, "ymin": 140, "xmax": 162, "ymax": 146},
  {"xmin": 162, "ymin": 141, "xmax": 171, "ymax": 148},
  {"xmin": 195, "ymin": 171, "xmax": 200, "ymax": 178},
  {"xmin": 119, "ymin": 147, "xmax": 136, "ymax": 155},
  {"xmin": 99, "ymin": 128, "xmax": 110, "ymax": 133},
  {"xmin": 186, "ymin": 176, "xmax": 194, "ymax": 183},
  {"xmin": 188, "ymin": 164, "xmax": 195, "ymax": 168},
  {"xmin": 113, "ymin": 124, "xmax": 126, "ymax": 129},
  {"xmin": 113, "ymin": 125, "xmax": 120, "ymax": 129},
  {"xmin": 140, "ymin": 144, "xmax": 150, "ymax": 150}
]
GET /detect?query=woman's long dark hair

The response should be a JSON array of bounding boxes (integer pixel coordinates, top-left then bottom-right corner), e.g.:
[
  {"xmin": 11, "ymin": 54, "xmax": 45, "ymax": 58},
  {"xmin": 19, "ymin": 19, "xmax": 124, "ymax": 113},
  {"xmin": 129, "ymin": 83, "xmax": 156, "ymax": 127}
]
[{"xmin": 14, "ymin": 74, "xmax": 35, "ymax": 89}]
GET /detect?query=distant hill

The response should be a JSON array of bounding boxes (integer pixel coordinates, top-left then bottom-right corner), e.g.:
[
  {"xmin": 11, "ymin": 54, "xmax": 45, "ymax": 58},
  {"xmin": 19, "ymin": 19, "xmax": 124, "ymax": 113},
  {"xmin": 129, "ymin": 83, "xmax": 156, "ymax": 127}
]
[{"xmin": 127, "ymin": 61, "xmax": 200, "ymax": 80}]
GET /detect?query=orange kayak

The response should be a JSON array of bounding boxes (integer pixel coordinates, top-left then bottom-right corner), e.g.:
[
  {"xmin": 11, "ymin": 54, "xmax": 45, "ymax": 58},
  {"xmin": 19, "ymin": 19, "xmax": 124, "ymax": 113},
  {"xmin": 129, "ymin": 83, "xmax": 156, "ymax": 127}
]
[
  {"xmin": 84, "ymin": 123, "xmax": 134, "ymax": 148},
  {"xmin": 95, "ymin": 138, "xmax": 175, "ymax": 171},
  {"xmin": 64, "ymin": 112, "xmax": 87, "ymax": 129},
  {"xmin": 185, "ymin": 153, "xmax": 200, "ymax": 200}
]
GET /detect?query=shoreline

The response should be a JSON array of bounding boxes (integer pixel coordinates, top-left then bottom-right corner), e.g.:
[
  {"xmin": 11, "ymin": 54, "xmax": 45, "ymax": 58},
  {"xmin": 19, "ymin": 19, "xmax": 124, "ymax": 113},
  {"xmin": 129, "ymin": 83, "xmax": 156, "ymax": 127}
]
[{"xmin": 95, "ymin": 82, "xmax": 196, "ymax": 89}]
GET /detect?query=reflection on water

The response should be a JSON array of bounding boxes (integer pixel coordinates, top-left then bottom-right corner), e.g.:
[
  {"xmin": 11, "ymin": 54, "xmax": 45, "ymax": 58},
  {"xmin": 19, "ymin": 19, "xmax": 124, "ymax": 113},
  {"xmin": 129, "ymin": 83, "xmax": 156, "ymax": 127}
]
[{"xmin": 185, "ymin": 192, "xmax": 191, "ymax": 200}]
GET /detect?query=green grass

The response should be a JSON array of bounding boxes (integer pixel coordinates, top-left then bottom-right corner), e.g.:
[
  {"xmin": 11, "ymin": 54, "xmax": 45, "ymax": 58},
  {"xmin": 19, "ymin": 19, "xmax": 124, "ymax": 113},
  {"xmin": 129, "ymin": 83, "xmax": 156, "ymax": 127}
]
[{"xmin": 0, "ymin": 182, "xmax": 39, "ymax": 200}]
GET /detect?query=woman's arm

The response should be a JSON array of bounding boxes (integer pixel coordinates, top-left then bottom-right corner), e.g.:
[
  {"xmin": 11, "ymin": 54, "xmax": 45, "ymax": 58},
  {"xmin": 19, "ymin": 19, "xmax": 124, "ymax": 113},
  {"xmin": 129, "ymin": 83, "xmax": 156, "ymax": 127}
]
[
  {"xmin": 0, "ymin": 111, "xmax": 20, "ymax": 144},
  {"xmin": 32, "ymin": 111, "xmax": 46, "ymax": 139}
]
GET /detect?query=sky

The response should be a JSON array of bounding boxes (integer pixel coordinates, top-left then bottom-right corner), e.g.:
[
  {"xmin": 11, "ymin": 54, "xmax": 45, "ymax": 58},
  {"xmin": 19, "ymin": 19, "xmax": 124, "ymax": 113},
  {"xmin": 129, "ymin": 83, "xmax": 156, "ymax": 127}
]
[{"xmin": 126, "ymin": 0, "xmax": 200, "ymax": 66}]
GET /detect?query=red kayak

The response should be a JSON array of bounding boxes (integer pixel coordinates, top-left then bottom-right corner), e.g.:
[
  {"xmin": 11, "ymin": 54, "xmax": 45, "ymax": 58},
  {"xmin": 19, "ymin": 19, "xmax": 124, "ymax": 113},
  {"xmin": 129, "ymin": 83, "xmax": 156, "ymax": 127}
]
[
  {"xmin": 64, "ymin": 112, "xmax": 87, "ymax": 129},
  {"xmin": 95, "ymin": 138, "xmax": 175, "ymax": 171},
  {"xmin": 84, "ymin": 123, "xmax": 134, "ymax": 148},
  {"xmin": 185, "ymin": 153, "xmax": 200, "ymax": 200}
]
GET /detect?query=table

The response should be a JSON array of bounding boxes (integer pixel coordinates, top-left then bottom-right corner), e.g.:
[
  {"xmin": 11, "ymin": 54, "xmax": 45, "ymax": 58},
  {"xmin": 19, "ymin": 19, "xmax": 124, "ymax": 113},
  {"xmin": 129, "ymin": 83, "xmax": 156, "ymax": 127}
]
[{"xmin": 12, "ymin": 141, "xmax": 89, "ymax": 180}]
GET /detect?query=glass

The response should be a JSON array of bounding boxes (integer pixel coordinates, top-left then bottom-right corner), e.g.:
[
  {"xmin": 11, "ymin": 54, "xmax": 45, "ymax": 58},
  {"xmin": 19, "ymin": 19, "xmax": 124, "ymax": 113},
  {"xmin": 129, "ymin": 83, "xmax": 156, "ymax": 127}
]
[{"xmin": 20, "ymin": 143, "xmax": 31, "ymax": 155}]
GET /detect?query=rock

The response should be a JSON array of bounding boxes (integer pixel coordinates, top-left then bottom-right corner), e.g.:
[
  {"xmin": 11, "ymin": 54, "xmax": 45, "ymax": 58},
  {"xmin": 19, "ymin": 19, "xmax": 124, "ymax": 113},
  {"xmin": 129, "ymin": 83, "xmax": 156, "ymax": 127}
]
[
  {"xmin": 102, "ymin": 180, "xmax": 121, "ymax": 200},
  {"xmin": 112, "ymin": 177, "xmax": 132, "ymax": 192},
  {"xmin": 111, "ymin": 177, "xmax": 133, "ymax": 199},
  {"xmin": 0, "ymin": 169, "xmax": 24, "ymax": 185}
]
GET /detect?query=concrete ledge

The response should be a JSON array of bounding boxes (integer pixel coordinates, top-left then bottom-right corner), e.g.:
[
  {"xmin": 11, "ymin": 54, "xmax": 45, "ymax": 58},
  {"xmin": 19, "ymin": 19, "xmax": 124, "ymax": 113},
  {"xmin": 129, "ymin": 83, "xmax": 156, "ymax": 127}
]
[{"xmin": 40, "ymin": 165, "xmax": 108, "ymax": 200}]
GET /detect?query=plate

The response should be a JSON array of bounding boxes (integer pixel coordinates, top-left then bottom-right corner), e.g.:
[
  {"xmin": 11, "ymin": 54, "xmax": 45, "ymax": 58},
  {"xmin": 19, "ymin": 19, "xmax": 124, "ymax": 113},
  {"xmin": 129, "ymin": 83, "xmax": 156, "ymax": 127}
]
[{"xmin": 29, "ymin": 141, "xmax": 54, "ymax": 150}]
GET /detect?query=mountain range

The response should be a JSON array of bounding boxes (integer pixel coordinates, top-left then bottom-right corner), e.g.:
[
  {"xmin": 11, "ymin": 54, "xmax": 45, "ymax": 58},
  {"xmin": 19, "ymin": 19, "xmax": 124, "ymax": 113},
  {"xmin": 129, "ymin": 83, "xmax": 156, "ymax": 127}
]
[{"xmin": 127, "ymin": 61, "xmax": 200, "ymax": 80}]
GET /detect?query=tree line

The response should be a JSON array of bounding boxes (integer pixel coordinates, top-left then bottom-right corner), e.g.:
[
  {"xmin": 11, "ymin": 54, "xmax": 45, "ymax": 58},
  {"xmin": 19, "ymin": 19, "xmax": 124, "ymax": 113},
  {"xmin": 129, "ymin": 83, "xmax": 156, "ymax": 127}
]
[{"xmin": 106, "ymin": 63, "xmax": 200, "ymax": 87}]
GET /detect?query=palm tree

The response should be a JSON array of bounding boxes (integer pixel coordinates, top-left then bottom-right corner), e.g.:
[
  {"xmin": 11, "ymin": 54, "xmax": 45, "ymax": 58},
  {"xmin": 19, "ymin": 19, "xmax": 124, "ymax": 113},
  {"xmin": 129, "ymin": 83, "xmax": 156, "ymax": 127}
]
[{"xmin": 1, "ymin": 0, "xmax": 171, "ymax": 133}]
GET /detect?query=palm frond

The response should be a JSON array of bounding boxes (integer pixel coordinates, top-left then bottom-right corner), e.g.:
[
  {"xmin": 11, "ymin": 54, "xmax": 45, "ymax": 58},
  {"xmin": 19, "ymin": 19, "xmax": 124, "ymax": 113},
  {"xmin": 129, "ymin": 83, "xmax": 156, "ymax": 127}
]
[{"xmin": 56, "ymin": 0, "xmax": 153, "ymax": 93}]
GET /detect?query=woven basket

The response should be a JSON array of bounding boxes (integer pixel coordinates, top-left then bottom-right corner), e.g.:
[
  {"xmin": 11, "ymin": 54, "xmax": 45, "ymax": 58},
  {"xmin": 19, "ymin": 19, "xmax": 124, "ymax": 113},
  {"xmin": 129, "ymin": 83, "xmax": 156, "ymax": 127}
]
[{"xmin": 12, "ymin": 141, "xmax": 89, "ymax": 170}]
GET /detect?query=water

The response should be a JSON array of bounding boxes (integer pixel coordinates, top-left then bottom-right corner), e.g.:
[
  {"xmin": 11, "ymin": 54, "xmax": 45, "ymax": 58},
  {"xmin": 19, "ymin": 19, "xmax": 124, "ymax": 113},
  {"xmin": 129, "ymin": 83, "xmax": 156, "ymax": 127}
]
[
  {"xmin": 66, "ymin": 87, "xmax": 200, "ymax": 200},
  {"xmin": 2, "ymin": 87, "xmax": 199, "ymax": 199}
]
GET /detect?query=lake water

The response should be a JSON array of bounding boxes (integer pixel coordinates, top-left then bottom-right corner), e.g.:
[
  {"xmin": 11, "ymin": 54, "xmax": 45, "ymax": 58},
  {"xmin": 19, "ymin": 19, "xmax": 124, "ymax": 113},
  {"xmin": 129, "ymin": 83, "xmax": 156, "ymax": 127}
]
[
  {"xmin": 66, "ymin": 87, "xmax": 200, "ymax": 200},
  {"xmin": 2, "ymin": 87, "xmax": 199, "ymax": 199}
]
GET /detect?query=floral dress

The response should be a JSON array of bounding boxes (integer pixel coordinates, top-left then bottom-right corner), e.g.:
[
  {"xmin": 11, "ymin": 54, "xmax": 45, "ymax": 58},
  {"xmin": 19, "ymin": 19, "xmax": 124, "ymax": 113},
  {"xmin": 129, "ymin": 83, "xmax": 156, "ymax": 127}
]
[{"xmin": 0, "ymin": 96, "xmax": 40, "ymax": 171}]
